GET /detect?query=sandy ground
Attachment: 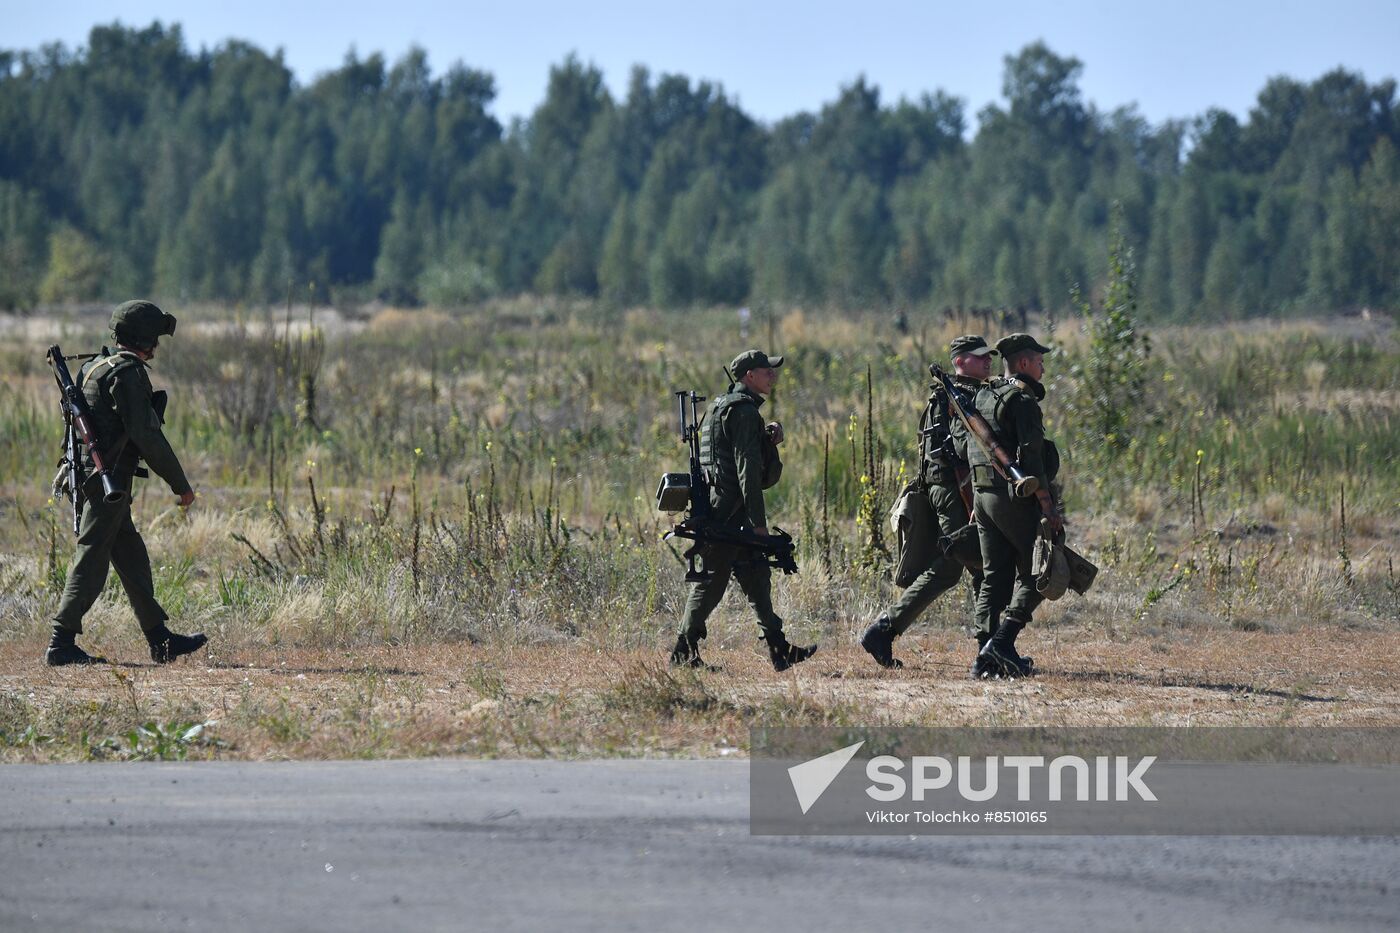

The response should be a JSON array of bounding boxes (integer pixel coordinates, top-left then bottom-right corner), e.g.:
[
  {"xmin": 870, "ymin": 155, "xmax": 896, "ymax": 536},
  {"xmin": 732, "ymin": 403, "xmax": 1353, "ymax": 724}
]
[{"xmin": 4, "ymin": 626, "xmax": 1399, "ymax": 761}]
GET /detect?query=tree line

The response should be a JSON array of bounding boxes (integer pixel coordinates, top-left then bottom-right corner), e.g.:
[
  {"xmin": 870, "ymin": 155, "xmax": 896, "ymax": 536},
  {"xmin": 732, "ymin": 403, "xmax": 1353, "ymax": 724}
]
[{"xmin": 1, "ymin": 22, "xmax": 1397, "ymax": 316}]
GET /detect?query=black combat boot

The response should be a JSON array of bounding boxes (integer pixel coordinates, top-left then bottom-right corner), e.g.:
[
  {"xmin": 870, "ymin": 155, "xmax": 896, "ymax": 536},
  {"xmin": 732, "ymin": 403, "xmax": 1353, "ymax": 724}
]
[
  {"xmin": 971, "ymin": 627, "xmax": 1034, "ymax": 679},
  {"xmin": 44, "ymin": 626, "xmax": 105, "ymax": 666},
  {"xmin": 670, "ymin": 633, "xmax": 705, "ymax": 668},
  {"xmin": 860, "ymin": 618, "xmax": 903, "ymax": 669},
  {"xmin": 148, "ymin": 627, "xmax": 208, "ymax": 664},
  {"xmin": 765, "ymin": 631, "xmax": 818, "ymax": 672},
  {"xmin": 976, "ymin": 618, "xmax": 1034, "ymax": 678},
  {"xmin": 969, "ymin": 632, "xmax": 995, "ymax": 679}
]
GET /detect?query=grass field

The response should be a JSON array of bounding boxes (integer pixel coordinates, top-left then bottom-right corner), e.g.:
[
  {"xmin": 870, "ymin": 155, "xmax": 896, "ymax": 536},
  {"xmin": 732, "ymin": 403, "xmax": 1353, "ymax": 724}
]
[{"xmin": 1, "ymin": 300, "xmax": 1397, "ymax": 761}]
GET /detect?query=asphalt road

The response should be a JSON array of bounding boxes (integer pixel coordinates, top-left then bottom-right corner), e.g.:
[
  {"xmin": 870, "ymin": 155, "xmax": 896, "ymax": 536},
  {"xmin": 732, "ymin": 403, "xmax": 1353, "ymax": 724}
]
[{"xmin": 1, "ymin": 760, "xmax": 1396, "ymax": 932}]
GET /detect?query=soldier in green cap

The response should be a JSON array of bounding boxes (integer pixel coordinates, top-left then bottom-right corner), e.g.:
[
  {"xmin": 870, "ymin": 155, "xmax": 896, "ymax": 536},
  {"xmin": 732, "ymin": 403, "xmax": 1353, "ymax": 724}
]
[
  {"xmin": 967, "ymin": 333, "xmax": 1061, "ymax": 678},
  {"xmin": 45, "ymin": 300, "xmax": 209, "ymax": 666},
  {"xmin": 860, "ymin": 335, "xmax": 995, "ymax": 668},
  {"xmin": 670, "ymin": 350, "xmax": 819, "ymax": 672}
]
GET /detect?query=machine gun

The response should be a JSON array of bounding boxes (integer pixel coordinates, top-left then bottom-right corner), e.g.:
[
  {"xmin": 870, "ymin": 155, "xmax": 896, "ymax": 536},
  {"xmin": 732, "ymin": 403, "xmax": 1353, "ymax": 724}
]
[
  {"xmin": 47, "ymin": 345, "xmax": 125, "ymax": 532},
  {"xmin": 656, "ymin": 389, "xmax": 799, "ymax": 583}
]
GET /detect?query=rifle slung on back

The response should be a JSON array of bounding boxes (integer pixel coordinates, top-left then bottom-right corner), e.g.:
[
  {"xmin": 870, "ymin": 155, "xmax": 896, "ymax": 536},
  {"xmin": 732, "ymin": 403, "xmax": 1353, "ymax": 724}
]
[
  {"xmin": 929, "ymin": 364, "xmax": 1061, "ymax": 527},
  {"xmin": 47, "ymin": 345, "xmax": 124, "ymax": 533}
]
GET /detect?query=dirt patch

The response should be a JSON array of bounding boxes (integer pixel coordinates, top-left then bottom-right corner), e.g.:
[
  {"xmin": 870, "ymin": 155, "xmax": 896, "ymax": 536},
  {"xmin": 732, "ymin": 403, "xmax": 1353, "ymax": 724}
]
[{"xmin": 3, "ymin": 626, "xmax": 1396, "ymax": 762}]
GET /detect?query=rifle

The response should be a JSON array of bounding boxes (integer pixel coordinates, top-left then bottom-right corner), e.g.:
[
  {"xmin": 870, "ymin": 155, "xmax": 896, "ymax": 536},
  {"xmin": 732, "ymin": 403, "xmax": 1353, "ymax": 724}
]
[
  {"xmin": 655, "ymin": 389, "xmax": 799, "ymax": 582},
  {"xmin": 929, "ymin": 364, "xmax": 1061, "ymax": 529},
  {"xmin": 47, "ymin": 345, "xmax": 124, "ymax": 532},
  {"xmin": 918, "ymin": 413, "xmax": 975, "ymax": 516},
  {"xmin": 916, "ymin": 380, "xmax": 980, "ymax": 571}
]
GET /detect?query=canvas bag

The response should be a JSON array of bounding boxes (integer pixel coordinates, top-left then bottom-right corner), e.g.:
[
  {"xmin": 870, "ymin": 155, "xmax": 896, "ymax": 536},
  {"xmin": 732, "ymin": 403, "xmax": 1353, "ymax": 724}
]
[{"xmin": 889, "ymin": 481, "xmax": 937, "ymax": 587}]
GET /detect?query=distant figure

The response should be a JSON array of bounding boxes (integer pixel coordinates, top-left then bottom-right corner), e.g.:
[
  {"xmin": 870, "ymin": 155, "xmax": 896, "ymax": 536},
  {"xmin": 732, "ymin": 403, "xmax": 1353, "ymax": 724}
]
[
  {"xmin": 737, "ymin": 306, "xmax": 751, "ymax": 340},
  {"xmin": 46, "ymin": 300, "xmax": 208, "ymax": 666},
  {"xmin": 894, "ymin": 310, "xmax": 909, "ymax": 335}
]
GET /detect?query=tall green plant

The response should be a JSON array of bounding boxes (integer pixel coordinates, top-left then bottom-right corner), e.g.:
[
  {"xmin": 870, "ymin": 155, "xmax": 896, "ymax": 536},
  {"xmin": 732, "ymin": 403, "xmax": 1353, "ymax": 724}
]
[{"xmin": 1066, "ymin": 207, "xmax": 1153, "ymax": 455}]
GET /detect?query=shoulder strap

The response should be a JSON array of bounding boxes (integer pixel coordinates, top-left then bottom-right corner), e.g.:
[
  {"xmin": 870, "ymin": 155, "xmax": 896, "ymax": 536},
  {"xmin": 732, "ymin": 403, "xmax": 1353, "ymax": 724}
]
[
  {"xmin": 76, "ymin": 351, "xmax": 143, "ymax": 464},
  {"xmin": 712, "ymin": 391, "xmax": 755, "ymax": 421},
  {"xmin": 990, "ymin": 379, "xmax": 1028, "ymax": 435},
  {"xmin": 78, "ymin": 351, "xmax": 142, "ymax": 389}
]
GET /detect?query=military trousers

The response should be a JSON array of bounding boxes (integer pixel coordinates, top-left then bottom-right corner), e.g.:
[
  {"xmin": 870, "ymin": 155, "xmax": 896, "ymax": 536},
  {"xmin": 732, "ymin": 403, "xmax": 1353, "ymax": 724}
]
[
  {"xmin": 679, "ymin": 518, "xmax": 784, "ymax": 641},
  {"xmin": 972, "ymin": 486, "xmax": 1044, "ymax": 637},
  {"xmin": 53, "ymin": 486, "xmax": 168, "ymax": 636},
  {"xmin": 886, "ymin": 483, "xmax": 983, "ymax": 637}
]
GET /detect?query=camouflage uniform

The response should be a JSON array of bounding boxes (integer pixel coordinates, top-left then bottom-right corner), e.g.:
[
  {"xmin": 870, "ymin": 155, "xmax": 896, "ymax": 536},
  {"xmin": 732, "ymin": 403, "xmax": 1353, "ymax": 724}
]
[{"xmin": 46, "ymin": 300, "xmax": 207, "ymax": 666}]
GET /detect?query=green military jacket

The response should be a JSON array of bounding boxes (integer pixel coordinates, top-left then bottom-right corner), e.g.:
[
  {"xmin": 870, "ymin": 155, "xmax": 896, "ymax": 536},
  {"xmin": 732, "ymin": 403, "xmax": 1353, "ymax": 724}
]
[
  {"xmin": 967, "ymin": 374, "xmax": 1058, "ymax": 490},
  {"xmin": 699, "ymin": 385, "xmax": 781, "ymax": 527},
  {"xmin": 77, "ymin": 347, "xmax": 191, "ymax": 495},
  {"xmin": 920, "ymin": 373, "xmax": 981, "ymax": 488}
]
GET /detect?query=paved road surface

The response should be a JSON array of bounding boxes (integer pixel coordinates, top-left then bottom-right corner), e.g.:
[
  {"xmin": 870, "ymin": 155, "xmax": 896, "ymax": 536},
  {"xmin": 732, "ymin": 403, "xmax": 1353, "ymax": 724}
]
[{"xmin": 1, "ymin": 760, "xmax": 1395, "ymax": 931}]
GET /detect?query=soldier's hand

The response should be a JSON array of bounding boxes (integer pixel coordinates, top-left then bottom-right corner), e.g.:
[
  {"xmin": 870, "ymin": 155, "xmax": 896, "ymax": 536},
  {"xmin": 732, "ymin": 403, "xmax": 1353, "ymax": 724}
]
[
  {"xmin": 177, "ymin": 490, "xmax": 196, "ymax": 509},
  {"xmin": 1047, "ymin": 512, "xmax": 1064, "ymax": 536},
  {"xmin": 753, "ymin": 526, "xmax": 770, "ymax": 538},
  {"xmin": 765, "ymin": 422, "xmax": 784, "ymax": 445}
]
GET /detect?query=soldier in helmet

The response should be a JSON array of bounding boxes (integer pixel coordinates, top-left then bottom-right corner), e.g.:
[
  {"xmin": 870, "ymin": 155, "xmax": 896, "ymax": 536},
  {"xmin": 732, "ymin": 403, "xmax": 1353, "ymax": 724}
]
[
  {"xmin": 670, "ymin": 350, "xmax": 818, "ymax": 672},
  {"xmin": 860, "ymin": 335, "xmax": 994, "ymax": 669},
  {"xmin": 45, "ymin": 300, "xmax": 208, "ymax": 666},
  {"xmin": 967, "ymin": 333, "xmax": 1061, "ymax": 678}
]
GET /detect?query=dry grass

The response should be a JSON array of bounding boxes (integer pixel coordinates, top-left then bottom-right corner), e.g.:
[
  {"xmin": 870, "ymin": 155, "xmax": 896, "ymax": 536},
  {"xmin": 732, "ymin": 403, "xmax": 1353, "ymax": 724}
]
[
  {"xmin": 4, "ymin": 626, "xmax": 1398, "ymax": 763},
  {"xmin": 1, "ymin": 306, "xmax": 1396, "ymax": 763}
]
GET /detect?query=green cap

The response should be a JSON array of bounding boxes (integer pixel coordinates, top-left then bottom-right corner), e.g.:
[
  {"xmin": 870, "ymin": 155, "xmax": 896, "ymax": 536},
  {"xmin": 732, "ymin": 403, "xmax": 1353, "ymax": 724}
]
[
  {"xmin": 948, "ymin": 334, "xmax": 996, "ymax": 357},
  {"xmin": 111, "ymin": 299, "xmax": 177, "ymax": 347},
  {"xmin": 995, "ymin": 333, "xmax": 1052, "ymax": 356},
  {"xmin": 731, "ymin": 349, "xmax": 784, "ymax": 378}
]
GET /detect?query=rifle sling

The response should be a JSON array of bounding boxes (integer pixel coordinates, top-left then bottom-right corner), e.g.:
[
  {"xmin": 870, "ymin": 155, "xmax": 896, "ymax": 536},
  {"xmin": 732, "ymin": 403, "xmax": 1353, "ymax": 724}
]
[{"xmin": 73, "ymin": 353, "xmax": 145, "ymax": 478}]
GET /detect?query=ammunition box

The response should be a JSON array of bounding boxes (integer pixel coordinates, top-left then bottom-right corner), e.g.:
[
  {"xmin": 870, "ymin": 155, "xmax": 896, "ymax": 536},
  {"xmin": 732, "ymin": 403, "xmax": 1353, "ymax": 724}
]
[{"xmin": 655, "ymin": 473, "xmax": 691, "ymax": 513}]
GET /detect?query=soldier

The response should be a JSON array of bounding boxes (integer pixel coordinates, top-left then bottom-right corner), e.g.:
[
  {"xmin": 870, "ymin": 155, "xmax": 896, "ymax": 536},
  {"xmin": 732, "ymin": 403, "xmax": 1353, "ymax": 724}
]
[
  {"xmin": 860, "ymin": 335, "xmax": 994, "ymax": 669},
  {"xmin": 967, "ymin": 333, "xmax": 1061, "ymax": 678},
  {"xmin": 45, "ymin": 300, "xmax": 208, "ymax": 666},
  {"xmin": 670, "ymin": 350, "xmax": 818, "ymax": 672}
]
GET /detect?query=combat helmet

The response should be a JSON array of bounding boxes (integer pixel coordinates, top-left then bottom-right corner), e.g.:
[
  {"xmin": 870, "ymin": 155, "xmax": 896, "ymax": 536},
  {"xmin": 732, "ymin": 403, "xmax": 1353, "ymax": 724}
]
[{"xmin": 111, "ymin": 299, "xmax": 177, "ymax": 350}]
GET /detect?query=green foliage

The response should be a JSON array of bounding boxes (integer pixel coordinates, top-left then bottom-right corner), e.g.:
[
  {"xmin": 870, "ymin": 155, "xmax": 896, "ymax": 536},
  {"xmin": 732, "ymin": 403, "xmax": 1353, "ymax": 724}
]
[
  {"xmin": 1065, "ymin": 207, "xmax": 1153, "ymax": 455},
  {"xmin": 0, "ymin": 181, "xmax": 47, "ymax": 309},
  {"xmin": 1, "ymin": 24, "xmax": 1397, "ymax": 313},
  {"xmin": 374, "ymin": 193, "xmax": 430, "ymax": 303},
  {"xmin": 39, "ymin": 227, "xmax": 109, "ymax": 303},
  {"xmin": 91, "ymin": 720, "xmax": 221, "ymax": 761}
]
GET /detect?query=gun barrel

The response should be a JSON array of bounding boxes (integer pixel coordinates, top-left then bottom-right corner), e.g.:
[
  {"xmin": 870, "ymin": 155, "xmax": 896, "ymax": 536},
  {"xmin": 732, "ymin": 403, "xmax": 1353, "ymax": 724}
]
[
  {"xmin": 1004, "ymin": 462, "xmax": 1039, "ymax": 497},
  {"xmin": 668, "ymin": 519, "xmax": 799, "ymax": 575},
  {"xmin": 931, "ymin": 365, "xmax": 1039, "ymax": 499}
]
